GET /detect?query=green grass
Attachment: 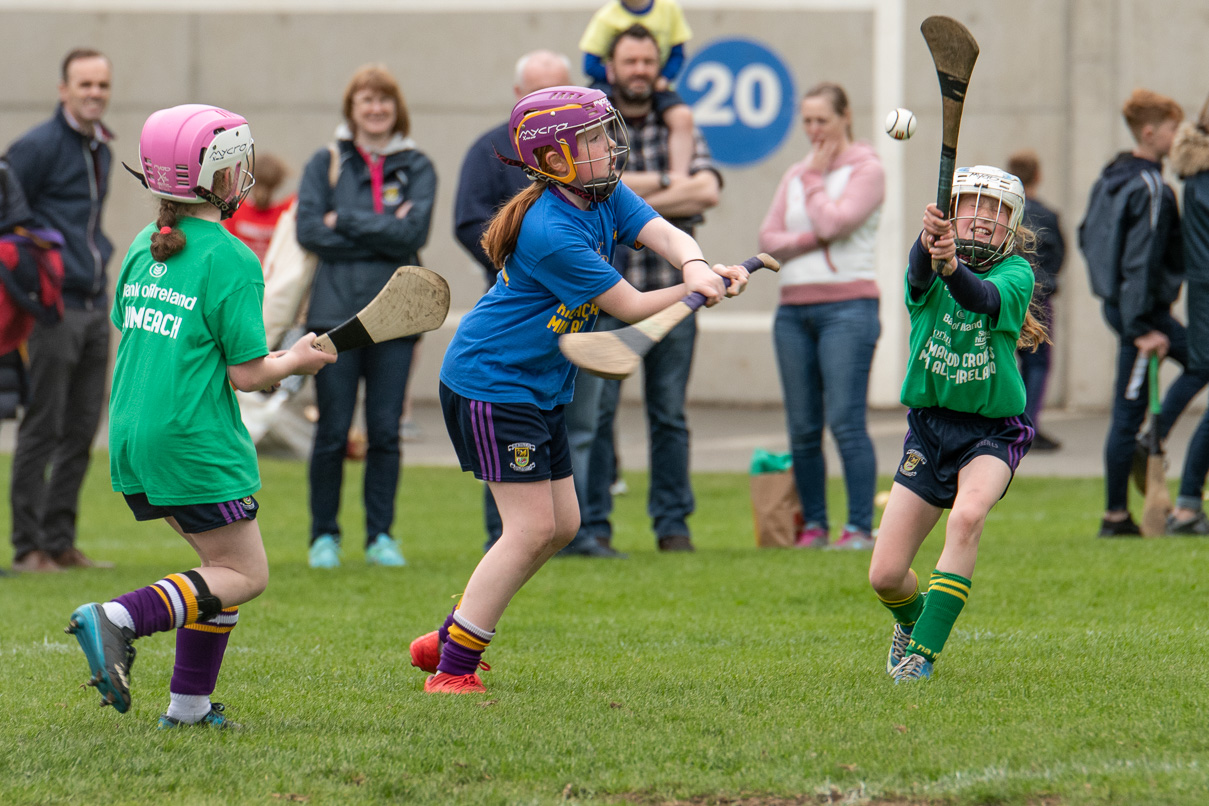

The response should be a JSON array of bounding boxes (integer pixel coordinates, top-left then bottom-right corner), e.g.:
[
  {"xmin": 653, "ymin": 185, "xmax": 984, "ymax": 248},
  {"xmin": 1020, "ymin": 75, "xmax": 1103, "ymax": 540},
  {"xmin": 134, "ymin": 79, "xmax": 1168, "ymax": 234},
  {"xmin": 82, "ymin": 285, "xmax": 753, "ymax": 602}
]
[{"xmin": 2, "ymin": 456, "xmax": 1207, "ymax": 805}]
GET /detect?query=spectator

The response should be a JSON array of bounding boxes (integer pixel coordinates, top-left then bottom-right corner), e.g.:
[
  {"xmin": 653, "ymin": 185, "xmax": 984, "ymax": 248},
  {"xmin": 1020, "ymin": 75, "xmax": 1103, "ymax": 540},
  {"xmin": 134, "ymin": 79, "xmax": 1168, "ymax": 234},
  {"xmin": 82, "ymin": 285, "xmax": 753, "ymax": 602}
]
[
  {"xmin": 1079, "ymin": 88, "xmax": 1204, "ymax": 538},
  {"xmin": 579, "ymin": 1, "xmax": 695, "ymax": 177},
  {"xmin": 296, "ymin": 64, "xmax": 436, "ymax": 568},
  {"xmin": 1006, "ymin": 149, "xmax": 1066, "ymax": 452},
  {"xmin": 757, "ymin": 81, "xmax": 884, "ymax": 550},
  {"xmin": 222, "ymin": 152, "xmax": 294, "ymax": 263},
  {"xmin": 453, "ymin": 50, "xmax": 622, "ymax": 557},
  {"xmin": 1163, "ymin": 96, "xmax": 1209, "ymax": 535},
  {"xmin": 582, "ymin": 24, "xmax": 722, "ymax": 553},
  {"xmin": 7, "ymin": 48, "xmax": 115, "ymax": 573}
]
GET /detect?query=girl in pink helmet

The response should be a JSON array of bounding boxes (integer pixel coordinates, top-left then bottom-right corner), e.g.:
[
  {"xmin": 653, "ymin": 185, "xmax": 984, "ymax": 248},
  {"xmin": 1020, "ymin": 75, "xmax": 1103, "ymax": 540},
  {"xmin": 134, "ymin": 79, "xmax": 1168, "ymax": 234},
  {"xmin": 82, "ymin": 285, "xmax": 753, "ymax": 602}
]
[
  {"xmin": 408, "ymin": 86, "xmax": 749, "ymax": 693},
  {"xmin": 65, "ymin": 104, "xmax": 335, "ymax": 728}
]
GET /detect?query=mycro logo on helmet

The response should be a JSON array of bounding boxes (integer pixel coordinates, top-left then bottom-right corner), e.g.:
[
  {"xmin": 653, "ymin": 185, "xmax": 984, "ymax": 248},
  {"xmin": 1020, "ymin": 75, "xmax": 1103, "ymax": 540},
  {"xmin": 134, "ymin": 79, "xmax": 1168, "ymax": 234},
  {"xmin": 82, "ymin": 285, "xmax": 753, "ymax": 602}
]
[
  {"xmin": 209, "ymin": 143, "xmax": 250, "ymax": 161},
  {"xmin": 519, "ymin": 122, "xmax": 572, "ymax": 142}
]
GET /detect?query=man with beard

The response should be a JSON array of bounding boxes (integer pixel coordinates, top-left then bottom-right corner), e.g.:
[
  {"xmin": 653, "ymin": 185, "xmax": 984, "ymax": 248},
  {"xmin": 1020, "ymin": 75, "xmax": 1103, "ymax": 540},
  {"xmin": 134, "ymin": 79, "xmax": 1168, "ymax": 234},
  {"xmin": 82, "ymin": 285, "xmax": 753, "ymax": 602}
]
[{"xmin": 581, "ymin": 24, "xmax": 722, "ymax": 553}]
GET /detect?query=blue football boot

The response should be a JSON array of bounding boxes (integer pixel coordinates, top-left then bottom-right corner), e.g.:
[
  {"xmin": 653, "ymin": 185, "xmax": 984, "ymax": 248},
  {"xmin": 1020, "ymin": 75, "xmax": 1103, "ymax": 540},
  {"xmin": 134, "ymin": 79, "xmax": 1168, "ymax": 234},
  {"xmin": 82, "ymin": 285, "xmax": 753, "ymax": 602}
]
[{"xmin": 65, "ymin": 603, "xmax": 137, "ymax": 713}]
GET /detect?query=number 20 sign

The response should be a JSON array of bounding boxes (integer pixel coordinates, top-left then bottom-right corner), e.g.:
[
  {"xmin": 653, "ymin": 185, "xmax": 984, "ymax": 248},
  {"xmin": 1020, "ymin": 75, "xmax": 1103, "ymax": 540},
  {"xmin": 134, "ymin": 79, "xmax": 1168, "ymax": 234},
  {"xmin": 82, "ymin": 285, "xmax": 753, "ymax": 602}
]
[{"xmin": 677, "ymin": 38, "xmax": 796, "ymax": 168}]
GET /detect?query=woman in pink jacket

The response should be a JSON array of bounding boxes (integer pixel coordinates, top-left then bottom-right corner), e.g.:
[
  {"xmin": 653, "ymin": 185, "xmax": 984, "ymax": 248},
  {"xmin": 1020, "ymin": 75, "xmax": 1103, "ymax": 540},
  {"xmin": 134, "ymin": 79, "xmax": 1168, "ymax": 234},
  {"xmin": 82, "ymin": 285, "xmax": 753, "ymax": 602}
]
[{"xmin": 758, "ymin": 82, "xmax": 885, "ymax": 550}]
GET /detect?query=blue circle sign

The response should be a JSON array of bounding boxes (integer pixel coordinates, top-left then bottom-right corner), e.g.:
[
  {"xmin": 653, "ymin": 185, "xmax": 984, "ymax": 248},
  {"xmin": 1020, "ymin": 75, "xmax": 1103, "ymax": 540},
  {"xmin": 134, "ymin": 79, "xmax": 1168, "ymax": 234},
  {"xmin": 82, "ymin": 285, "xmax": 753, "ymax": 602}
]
[{"xmin": 678, "ymin": 38, "xmax": 796, "ymax": 167}]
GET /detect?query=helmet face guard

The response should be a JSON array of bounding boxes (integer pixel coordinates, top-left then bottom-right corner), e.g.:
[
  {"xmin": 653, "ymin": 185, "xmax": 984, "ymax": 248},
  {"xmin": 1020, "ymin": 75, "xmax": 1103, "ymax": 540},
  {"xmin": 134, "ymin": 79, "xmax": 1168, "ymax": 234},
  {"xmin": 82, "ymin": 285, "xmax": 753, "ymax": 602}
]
[
  {"xmin": 133, "ymin": 104, "xmax": 256, "ymax": 219},
  {"xmin": 949, "ymin": 165, "xmax": 1026, "ymax": 268},
  {"xmin": 510, "ymin": 86, "xmax": 630, "ymax": 202}
]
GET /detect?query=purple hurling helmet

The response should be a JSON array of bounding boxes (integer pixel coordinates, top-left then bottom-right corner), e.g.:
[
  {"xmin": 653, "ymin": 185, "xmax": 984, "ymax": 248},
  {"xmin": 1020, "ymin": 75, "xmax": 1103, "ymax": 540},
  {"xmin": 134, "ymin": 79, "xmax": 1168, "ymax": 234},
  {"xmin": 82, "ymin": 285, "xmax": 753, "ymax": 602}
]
[
  {"xmin": 509, "ymin": 86, "xmax": 629, "ymax": 202},
  {"xmin": 134, "ymin": 104, "xmax": 255, "ymax": 219}
]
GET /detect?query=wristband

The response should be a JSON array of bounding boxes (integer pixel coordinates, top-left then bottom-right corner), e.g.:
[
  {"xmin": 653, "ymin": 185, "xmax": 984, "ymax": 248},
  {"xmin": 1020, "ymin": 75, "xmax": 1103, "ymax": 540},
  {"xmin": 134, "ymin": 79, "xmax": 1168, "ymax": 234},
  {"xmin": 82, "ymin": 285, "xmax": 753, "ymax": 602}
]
[{"xmin": 681, "ymin": 258, "xmax": 710, "ymax": 270}]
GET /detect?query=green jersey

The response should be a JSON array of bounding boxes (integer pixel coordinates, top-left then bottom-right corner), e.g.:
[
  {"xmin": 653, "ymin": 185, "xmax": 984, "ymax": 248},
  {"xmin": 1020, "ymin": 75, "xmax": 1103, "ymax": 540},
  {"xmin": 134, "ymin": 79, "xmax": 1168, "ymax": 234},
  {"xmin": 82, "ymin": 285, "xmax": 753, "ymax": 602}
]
[
  {"xmin": 900, "ymin": 254, "xmax": 1034, "ymax": 418},
  {"xmin": 109, "ymin": 217, "xmax": 267, "ymax": 505}
]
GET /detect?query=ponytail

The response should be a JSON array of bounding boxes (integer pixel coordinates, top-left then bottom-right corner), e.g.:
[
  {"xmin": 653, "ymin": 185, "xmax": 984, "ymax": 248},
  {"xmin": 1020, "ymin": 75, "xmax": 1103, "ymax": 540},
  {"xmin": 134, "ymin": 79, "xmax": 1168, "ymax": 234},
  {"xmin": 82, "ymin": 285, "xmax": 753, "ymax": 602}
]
[
  {"xmin": 481, "ymin": 182, "xmax": 546, "ymax": 271},
  {"xmin": 1010, "ymin": 223, "xmax": 1052, "ymax": 351},
  {"xmin": 149, "ymin": 200, "xmax": 188, "ymax": 262}
]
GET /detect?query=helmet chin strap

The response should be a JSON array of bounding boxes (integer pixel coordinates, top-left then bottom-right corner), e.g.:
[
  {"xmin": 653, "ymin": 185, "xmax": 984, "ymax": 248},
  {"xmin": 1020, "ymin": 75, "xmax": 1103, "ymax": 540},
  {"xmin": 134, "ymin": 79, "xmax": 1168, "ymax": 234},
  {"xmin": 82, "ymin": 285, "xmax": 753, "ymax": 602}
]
[
  {"xmin": 493, "ymin": 149, "xmax": 616, "ymax": 202},
  {"xmin": 192, "ymin": 185, "xmax": 238, "ymax": 220}
]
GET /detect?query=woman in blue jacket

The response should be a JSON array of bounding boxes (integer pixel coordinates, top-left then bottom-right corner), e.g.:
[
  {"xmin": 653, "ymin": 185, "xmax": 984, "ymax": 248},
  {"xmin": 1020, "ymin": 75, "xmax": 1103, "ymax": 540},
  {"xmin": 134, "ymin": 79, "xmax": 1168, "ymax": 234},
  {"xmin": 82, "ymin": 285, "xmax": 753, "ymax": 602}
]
[{"xmin": 297, "ymin": 64, "xmax": 436, "ymax": 569}]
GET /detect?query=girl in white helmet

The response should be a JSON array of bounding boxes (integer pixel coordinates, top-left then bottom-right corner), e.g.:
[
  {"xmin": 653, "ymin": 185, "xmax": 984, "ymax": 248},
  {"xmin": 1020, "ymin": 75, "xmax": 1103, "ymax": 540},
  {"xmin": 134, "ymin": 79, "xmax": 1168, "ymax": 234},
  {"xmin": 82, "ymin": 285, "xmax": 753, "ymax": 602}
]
[
  {"xmin": 65, "ymin": 104, "xmax": 335, "ymax": 727},
  {"xmin": 868, "ymin": 166, "xmax": 1048, "ymax": 683}
]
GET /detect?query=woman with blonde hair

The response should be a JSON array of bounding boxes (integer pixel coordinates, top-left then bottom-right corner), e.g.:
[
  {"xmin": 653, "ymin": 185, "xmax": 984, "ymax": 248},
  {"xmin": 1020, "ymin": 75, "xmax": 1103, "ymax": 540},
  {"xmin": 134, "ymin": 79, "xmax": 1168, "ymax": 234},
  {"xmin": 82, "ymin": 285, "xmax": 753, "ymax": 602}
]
[{"xmin": 758, "ymin": 82, "xmax": 884, "ymax": 550}]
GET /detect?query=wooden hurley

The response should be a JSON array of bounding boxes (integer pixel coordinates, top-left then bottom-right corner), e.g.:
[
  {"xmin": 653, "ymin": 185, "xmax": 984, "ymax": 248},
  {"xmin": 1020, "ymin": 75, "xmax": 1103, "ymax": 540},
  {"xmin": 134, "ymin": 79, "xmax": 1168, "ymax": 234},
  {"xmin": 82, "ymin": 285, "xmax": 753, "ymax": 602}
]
[
  {"xmin": 921, "ymin": 15, "xmax": 979, "ymax": 274},
  {"xmin": 1140, "ymin": 354, "xmax": 1171, "ymax": 536},
  {"xmin": 559, "ymin": 253, "xmax": 779, "ymax": 380},
  {"xmin": 314, "ymin": 265, "xmax": 450, "ymax": 355}
]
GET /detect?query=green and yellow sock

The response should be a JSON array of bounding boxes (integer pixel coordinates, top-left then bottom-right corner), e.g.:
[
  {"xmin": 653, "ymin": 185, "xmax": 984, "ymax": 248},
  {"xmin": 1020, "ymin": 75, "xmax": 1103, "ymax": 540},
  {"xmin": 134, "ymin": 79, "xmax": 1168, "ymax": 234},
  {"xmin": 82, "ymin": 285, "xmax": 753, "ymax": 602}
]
[
  {"xmin": 904, "ymin": 570, "xmax": 971, "ymax": 662},
  {"xmin": 877, "ymin": 571, "xmax": 924, "ymax": 627}
]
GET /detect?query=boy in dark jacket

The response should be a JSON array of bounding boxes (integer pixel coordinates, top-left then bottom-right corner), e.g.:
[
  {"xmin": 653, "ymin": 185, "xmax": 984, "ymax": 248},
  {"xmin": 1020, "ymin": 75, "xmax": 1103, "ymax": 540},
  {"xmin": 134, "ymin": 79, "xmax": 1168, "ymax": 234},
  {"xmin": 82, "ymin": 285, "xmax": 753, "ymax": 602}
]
[{"xmin": 1079, "ymin": 88, "xmax": 1205, "ymax": 537}]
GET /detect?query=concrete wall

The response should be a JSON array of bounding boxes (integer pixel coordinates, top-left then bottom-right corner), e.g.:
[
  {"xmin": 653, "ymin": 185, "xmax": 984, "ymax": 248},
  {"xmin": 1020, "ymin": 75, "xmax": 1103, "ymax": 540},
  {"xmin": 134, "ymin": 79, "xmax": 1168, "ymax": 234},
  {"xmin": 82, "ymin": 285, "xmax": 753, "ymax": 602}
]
[{"xmin": 2, "ymin": 0, "xmax": 1208, "ymax": 409}]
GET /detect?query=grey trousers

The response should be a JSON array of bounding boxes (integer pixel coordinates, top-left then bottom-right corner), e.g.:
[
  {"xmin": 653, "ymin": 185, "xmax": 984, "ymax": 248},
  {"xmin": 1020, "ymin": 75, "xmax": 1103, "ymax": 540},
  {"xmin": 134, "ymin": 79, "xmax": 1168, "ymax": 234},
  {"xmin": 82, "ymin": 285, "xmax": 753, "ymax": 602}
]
[{"xmin": 10, "ymin": 306, "xmax": 110, "ymax": 559}]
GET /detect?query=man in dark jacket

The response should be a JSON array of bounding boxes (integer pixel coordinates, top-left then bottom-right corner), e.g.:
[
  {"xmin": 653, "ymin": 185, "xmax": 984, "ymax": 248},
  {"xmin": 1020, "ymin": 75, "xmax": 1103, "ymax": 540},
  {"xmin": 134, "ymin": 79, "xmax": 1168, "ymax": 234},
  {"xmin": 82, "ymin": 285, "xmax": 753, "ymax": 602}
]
[
  {"xmin": 450, "ymin": 50, "xmax": 622, "ymax": 558},
  {"xmin": 6, "ymin": 48, "xmax": 115, "ymax": 572},
  {"xmin": 1079, "ymin": 88, "xmax": 1205, "ymax": 538}
]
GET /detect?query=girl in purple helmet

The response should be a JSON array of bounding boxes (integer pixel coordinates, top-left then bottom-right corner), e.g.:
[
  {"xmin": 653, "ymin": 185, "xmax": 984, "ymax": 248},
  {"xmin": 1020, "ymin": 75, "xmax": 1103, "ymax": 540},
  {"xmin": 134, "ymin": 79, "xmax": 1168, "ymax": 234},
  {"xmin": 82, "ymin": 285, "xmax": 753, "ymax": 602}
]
[
  {"xmin": 65, "ymin": 104, "xmax": 335, "ymax": 727},
  {"xmin": 408, "ymin": 85, "xmax": 749, "ymax": 694}
]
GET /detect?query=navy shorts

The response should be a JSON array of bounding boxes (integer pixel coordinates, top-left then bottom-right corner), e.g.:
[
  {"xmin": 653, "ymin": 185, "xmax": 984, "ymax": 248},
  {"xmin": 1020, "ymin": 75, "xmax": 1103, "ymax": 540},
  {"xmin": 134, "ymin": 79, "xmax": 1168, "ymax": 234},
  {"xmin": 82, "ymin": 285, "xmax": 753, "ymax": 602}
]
[
  {"xmin": 893, "ymin": 407, "xmax": 1034, "ymax": 509},
  {"xmin": 123, "ymin": 493, "xmax": 259, "ymax": 534},
  {"xmin": 440, "ymin": 382, "xmax": 573, "ymax": 483}
]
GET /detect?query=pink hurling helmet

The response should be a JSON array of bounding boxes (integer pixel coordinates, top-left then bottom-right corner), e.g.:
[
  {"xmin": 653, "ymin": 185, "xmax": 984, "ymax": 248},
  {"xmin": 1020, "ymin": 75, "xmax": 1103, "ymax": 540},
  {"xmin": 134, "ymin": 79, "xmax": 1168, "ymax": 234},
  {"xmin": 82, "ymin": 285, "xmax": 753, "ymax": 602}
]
[
  {"xmin": 509, "ymin": 86, "xmax": 629, "ymax": 202},
  {"xmin": 132, "ymin": 104, "xmax": 255, "ymax": 219}
]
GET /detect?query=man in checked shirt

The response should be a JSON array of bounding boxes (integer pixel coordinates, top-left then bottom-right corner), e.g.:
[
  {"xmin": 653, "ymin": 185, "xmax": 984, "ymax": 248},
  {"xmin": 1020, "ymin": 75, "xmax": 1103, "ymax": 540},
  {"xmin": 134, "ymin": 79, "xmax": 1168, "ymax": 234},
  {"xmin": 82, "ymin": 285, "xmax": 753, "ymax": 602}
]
[{"xmin": 581, "ymin": 23, "xmax": 722, "ymax": 554}]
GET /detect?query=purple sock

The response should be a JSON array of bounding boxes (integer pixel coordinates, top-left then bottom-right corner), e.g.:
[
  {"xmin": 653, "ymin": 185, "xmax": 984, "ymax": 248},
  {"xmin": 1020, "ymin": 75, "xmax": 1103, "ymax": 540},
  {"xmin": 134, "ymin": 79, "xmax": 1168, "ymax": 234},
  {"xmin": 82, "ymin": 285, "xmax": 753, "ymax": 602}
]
[
  {"xmin": 436, "ymin": 637, "xmax": 485, "ymax": 677},
  {"xmin": 113, "ymin": 587, "xmax": 174, "ymax": 638},
  {"xmin": 437, "ymin": 607, "xmax": 457, "ymax": 647},
  {"xmin": 112, "ymin": 574, "xmax": 202, "ymax": 638},
  {"xmin": 170, "ymin": 608, "xmax": 239, "ymax": 696}
]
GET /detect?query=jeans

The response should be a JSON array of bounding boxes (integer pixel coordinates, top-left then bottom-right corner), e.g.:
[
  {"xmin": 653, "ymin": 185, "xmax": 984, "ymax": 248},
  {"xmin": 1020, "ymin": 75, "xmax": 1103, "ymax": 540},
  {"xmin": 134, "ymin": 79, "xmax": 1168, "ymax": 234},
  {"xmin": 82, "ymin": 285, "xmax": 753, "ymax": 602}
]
[
  {"xmin": 481, "ymin": 370, "xmax": 603, "ymax": 551},
  {"xmin": 583, "ymin": 313, "xmax": 696, "ymax": 543},
  {"xmin": 10, "ymin": 307, "xmax": 110, "ymax": 559},
  {"xmin": 1177, "ymin": 408, "xmax": 1209, "ymax": 509},
  {"xmin": 308, "ymin": 336, "xmax": 416, "ymax": 544},
  {"xmin": 1102, "ymin": 303, "xmax": 1207, "ymax": 512},
  {"xmin": 1017, "ymin": 296, "xmax": 1053, "ymax": 425},
  {"xmin": 772, "ymin": 298, "xmax": 880, "ymax": 534}
]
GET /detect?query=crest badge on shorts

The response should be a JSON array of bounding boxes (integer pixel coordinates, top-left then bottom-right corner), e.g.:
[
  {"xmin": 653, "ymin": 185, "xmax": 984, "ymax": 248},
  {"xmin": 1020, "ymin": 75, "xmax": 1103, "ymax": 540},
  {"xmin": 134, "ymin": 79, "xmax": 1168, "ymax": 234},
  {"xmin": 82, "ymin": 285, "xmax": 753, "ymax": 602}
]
[
  {"xmin": 899, "ymin": 449, "xmax": 927, "ymax": 477},
  {"xmin": 508, "ymin": 442, "xmax": 537, "ymax": 473}
]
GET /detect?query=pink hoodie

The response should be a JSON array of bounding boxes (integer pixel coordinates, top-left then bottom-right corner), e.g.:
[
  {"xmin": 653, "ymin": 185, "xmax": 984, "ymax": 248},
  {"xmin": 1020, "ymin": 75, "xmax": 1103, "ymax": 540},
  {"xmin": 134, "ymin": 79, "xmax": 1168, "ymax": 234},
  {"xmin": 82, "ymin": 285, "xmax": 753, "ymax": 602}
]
[{"xmin": 758, "ymin": 140, "xmax": 884, "ymax": 305}]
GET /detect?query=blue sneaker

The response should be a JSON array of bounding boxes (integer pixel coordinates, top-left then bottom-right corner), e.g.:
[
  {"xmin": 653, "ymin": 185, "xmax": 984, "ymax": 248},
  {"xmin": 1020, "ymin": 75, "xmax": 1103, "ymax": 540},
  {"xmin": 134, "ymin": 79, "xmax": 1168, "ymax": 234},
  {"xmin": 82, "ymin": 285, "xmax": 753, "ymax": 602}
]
[
  {"xmin": 886, "ymin": 623, "xmax": 912, "ymax": 675},
  {"xmin": 65, "ymin": 603, "xmax": 137, "ymax": 713},
  {"xmin": 308, "ymin": 535, "xmax": 341, "ymax": 569},
  {"xmin": 891, "ymin": 653, "xmax": 933, "ymax": 683},
  {"xmin": 366, "ymin": 534, "xmax": 406, "ymax": 567},
  {"xmin": 157, "ymin": 702, "xmax": 240, "ymax": 730}
]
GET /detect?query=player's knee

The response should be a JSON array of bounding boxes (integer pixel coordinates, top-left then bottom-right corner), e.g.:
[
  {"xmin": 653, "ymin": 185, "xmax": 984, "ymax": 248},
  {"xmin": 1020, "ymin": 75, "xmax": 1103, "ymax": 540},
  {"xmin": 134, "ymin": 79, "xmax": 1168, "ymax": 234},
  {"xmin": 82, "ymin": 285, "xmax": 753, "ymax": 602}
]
[
  {"xmin": 243, "ymin": 566, "xmax": 269, "ymax": 600},
  {"xmin": 945, "ymin": 505, "xmax": 986, "ymax": 545},
  {"xmin": 868, "ymin": 561, "xmax": 907, "ymax": 594},
  {"xmin": 553, "ymin": 516, "xmax": 580, "ymax": 550}
]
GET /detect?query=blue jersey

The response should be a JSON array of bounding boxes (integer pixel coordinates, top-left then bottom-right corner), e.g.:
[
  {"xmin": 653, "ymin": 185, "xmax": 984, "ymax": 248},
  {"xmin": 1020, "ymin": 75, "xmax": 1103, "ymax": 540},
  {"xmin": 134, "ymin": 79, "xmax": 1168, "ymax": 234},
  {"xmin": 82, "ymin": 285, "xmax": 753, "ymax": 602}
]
[{"xmin": 441, "ymin": 183, "xmax": 657, "ymax": 408}]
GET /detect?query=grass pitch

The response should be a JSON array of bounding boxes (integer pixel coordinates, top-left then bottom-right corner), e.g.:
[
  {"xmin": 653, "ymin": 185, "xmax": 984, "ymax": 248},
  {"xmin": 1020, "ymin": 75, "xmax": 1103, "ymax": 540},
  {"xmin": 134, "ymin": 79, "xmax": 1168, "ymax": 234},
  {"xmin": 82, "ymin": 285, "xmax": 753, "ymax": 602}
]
[{"xmin": 2, "ymin": 457, "xmax": 1207, "ymax": 805}]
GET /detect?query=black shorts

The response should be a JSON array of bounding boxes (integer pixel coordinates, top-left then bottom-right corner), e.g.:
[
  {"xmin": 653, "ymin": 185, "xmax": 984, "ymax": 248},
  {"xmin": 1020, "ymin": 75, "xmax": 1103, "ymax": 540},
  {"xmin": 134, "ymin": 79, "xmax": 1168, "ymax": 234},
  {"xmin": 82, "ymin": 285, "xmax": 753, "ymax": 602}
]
[
  {"xmin": 123, "ymin": 493, "xmax": 259, "ymax": 534},
  {"xmin": 440, "ymin": 382, "xmax": 573, "ymax": 483},
  {"xmin": 893, "ymin": 407, "xmax": 1034, "ymax": 509}
]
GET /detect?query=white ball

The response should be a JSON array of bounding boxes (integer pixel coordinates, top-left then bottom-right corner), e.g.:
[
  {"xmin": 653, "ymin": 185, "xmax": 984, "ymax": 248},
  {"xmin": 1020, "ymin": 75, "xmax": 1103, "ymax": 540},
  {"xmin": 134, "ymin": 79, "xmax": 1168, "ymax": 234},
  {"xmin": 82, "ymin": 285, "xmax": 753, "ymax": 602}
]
[{"xmin": 885, "ymin": 108, "xmax": 917, "ymax": 141}]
